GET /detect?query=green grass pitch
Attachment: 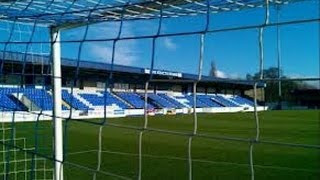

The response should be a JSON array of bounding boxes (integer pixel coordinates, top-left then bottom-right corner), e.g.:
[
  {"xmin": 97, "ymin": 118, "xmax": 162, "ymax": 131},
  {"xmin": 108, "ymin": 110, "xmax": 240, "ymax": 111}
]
[{"xmin": 1, "ymin": 110, "xmax": 320, "ymax": 180}]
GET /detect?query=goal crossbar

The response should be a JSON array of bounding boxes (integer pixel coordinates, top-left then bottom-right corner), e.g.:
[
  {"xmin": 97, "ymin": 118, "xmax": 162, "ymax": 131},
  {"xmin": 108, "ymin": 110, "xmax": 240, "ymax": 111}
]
[{"xmin": 0, "ymin": 0, "xmax": 308, "ymax": 28}]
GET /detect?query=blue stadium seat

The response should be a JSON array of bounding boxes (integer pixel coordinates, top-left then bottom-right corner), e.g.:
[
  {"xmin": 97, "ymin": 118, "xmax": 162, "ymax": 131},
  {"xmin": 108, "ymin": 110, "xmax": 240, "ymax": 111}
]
[
  {"xmin": 211, "ymin": 95, "xmax": 240, "ymax": 107},
  {"xmin": 0, "ymin": 87, "xmax": 67, "ymax": 111},
  {"xmin": 62, "ymin": 90, "xmax": 91, "ymax": 110},
  {"xmin": 174, "ymin": 94, "xmax": 209, "ymax": 108},
  {"xmin": 231, "ymin": 96, "xmax": 255, "ymax": 106},
  {"xmin": 197, "ymin": 95, "xmax": 222, "ymax": 107},
  {"xmin": 80, "ymin": 91, "xmax": 130, "ymax": 109},
  {"xmin": 0, "ymin": 94, "xmax": 25, "ymax": 111},
  {"xmin": 186, "ymin": 95, "xmax": 210, "ymax": 108},
  {"xmin": 116, "ymin": 92, "xmax": 153, "ymax": 109},
  {"xmin": 145, "ymin": 93, "xmax": 176, "ymax": 108},
  {"xmin": 23, "ymin": 88, "xmax": 68, "ymax": 110},
  {"xmin": 158, "ymin": 94, "xmax": 186, "ymax": 108},
  {"xmin": 0, "ymin": 88, "xmax": 26, "ymax": 111}
]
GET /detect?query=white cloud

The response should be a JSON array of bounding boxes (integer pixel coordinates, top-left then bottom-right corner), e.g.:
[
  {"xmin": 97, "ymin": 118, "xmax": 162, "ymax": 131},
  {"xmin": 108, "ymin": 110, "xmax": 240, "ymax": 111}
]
[
  {"xmin": 163, "ymin": 38, "xmax": 177, "ymax": 50},
  {"xmin": 66, "ymin": 22, "xmax": 138, "ymax": 66},
  {"xmin": 88, "ymin": 42, "xmax": 137, "ymax": 66},
  {"xmin": 285, "ymin": 73, "xmax": 318, "ymax": 79},
  {"xmin": 214, "ymin": 69, "xmax": 242, "ymax": 79},
  {"xmin": 216, "ymin": 70, "xmax": 227, "ymax": 78}
]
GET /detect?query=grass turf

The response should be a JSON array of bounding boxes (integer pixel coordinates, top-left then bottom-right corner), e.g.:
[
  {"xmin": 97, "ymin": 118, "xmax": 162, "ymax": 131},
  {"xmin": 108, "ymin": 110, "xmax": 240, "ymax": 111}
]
[{"xmin": 1, "ymin": 110, "xmax": 319, "ymax": 179}]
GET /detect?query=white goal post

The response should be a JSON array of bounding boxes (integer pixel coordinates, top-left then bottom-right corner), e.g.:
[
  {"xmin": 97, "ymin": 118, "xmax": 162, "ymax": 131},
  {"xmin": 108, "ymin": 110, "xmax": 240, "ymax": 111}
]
[{"xmin": 51, "ymin": 27, "xmax": 63, "ymax": 180}]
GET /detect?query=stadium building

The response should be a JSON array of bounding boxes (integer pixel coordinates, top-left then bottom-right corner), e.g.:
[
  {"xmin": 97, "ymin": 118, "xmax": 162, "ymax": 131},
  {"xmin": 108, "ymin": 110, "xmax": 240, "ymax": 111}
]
[{"xmin": 0, "ymin": 51, "xmax": 265, "ymax": 121}]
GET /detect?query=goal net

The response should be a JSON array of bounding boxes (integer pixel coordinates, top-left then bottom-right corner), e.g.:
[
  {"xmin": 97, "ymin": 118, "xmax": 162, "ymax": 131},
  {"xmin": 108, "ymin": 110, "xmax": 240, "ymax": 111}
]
[{"xmin": 0, "ymin": 0, "xmax": 319, "ymax": 180}]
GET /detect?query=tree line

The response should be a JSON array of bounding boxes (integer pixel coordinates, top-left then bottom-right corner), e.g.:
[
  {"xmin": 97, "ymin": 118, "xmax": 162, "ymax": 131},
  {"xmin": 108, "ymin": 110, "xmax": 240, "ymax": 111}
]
[{"xmin": 208, "ymin": 61, "xmax": 314, "ymax": 103}]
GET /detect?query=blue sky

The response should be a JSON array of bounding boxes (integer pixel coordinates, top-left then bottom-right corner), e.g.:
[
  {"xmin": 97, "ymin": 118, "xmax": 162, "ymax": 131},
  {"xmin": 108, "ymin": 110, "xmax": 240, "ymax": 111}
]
[
  {"xmin": 0, "ymin": 0, "xmax": 319, "ymax": 87},
  {"xmin": 60, "ymin": 0, "xmax": 319, "ymax": 80}
]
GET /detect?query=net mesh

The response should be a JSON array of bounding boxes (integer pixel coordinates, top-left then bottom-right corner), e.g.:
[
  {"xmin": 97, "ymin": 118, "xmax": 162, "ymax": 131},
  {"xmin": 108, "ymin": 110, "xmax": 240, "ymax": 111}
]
[{"xmin": 0, "ymin": 0, "xmax": 319, "ymax": 180}]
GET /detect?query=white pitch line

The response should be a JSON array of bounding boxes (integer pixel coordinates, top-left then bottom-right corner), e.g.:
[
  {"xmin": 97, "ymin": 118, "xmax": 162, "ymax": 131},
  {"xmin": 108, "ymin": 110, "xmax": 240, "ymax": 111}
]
[{"xmin": 68, "ymin": 149, "xmax": 319, "ymax": 173}]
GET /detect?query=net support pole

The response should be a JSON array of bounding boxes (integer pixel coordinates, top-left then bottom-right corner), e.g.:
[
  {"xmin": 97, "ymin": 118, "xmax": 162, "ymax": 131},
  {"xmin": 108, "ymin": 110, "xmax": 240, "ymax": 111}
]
[{"xmin": 51, "ymin": 26, "xmax": 64, "ymax": 180}]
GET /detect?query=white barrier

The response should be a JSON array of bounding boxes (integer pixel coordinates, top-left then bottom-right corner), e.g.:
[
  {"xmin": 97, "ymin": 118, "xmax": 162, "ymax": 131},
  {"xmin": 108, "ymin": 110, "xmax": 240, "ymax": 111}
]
[
  {"xmin": 0, "ymin": 106, "xmax": 267, "ymax": 122},
  {"xmin": 124, "ymin": 109, "xmax": 143, "ymax": 116}
]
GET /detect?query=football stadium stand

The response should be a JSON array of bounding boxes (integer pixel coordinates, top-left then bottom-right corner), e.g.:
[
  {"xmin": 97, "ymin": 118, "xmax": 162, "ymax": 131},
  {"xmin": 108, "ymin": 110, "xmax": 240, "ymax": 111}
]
[
  {"xmin": 0, "ymin": 86, "xmax": 263, "ymax": 121},
  {"xmin": 0, "ymin": 87, "xmax": 257, "ymax": 110},
  {"xmin": 0, "ymin": 50, "xmax": 266, "ymax": 121}
]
